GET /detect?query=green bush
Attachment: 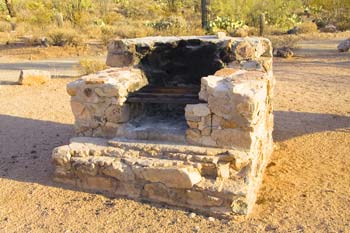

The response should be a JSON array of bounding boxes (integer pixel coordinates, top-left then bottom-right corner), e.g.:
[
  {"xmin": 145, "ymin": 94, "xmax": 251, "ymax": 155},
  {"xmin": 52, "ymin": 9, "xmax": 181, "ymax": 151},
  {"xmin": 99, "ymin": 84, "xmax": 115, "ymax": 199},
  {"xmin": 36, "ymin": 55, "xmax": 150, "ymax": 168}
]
[
  {"xmin": 146, "ymin": 16, "xmax": 186, "ymax": 31},
  {"xmin": 208, "ymin": 16, "xmax": 245, "ymax": 33}
]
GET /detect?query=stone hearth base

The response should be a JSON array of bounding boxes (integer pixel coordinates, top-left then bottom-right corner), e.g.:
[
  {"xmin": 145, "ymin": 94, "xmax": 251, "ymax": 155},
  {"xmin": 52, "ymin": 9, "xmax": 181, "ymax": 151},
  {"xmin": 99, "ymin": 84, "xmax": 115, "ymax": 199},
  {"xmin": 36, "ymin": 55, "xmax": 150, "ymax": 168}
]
[
  {"xmin": 52, "ymin": 35, "xmax": 274, "ymax": 218},
  {"xmin": 52, "ymin": 136, "xmax": 272, "ymax": 218}
]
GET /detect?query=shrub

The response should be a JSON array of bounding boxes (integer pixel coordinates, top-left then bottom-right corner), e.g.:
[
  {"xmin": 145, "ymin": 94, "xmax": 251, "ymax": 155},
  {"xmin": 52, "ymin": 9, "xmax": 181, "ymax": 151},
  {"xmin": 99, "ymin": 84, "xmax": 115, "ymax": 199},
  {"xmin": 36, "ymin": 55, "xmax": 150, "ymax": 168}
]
[
  {"xmin": 100, "ymin": 25, "xmax": 116, "ymax": 45},
  {"xmin": 79, "ymin": 59, "xmax": 107, "ymax": 75},
  {"xmin": 146, "ymin": 16, "xmax": 186, "ymax": 31},
  {"xmin": 0, "ymin": 21, "xmax": 11, "ymax": 32},
  {"xmin": 336, "ymin": 21, "xmax": 350, "ymax": 31},
  {"xmin": 298, "ymin": 21, "xmax": 318, "ymax": 34},
  {"xmin": 268, "ymin": 35, "xmax": 301, "ymax": 49},
  {"xmin": 230, "ymin": 26, "xmax": 249, "ymax": 37},
  {"xmin": 208, "ymin": 16, "xmax": 245, "ymax": 33},
  {"xmin": 48, "ymin": 28, "xmax": 82, "ymax": 46}
]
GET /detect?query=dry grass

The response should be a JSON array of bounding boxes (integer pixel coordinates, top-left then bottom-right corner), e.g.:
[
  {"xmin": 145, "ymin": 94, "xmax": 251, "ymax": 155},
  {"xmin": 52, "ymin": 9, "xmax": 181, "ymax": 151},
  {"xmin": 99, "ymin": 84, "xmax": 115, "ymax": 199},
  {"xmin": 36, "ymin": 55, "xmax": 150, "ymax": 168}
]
[
  {"xmin": 298, "ymin": 22, "xmax": 318, "ymax": 34},
  {"xmin": 79, "ymin": 59, "xmax": 108, "ymax": 75}
]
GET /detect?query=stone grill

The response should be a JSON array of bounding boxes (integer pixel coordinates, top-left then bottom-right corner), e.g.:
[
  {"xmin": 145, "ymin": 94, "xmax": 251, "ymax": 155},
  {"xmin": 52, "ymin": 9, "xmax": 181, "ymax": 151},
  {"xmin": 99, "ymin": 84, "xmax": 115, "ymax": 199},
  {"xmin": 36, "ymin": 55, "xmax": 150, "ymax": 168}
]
[{"xmin": 52, "ymin": 35, "xmax": 274, "ymax": 218}]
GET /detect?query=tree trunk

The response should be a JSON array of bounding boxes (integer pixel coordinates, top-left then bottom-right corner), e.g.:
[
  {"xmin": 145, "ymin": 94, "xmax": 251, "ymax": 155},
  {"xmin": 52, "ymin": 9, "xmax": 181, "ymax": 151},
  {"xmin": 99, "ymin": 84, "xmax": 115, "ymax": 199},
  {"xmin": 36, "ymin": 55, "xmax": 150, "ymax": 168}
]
[
  {"xmin": 201, "ymin": 0, "xmax": 210, "ymax": 29},
  {"xmin": 5, "ymin": 0, "xmax": 16, "ymax": 17}
]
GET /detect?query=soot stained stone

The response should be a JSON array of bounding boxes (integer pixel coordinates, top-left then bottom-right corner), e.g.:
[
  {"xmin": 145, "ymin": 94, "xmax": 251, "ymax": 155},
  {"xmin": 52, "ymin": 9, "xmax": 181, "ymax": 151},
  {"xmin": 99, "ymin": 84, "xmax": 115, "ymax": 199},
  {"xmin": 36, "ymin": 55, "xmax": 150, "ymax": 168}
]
[{"xmin": 140, "ymin": 41, "xmax": 224, "ymax": 87}]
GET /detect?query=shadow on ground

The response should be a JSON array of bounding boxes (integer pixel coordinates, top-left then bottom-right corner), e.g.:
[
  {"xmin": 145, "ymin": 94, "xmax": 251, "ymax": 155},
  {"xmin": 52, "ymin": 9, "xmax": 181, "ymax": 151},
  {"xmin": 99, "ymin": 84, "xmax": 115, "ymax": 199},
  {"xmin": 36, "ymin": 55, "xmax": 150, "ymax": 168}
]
[
  {"xmin": 1, "ymin": 111, "xmax": 349, "ymax": 186},
  {"xmin": 273, "ymin": 111, "xmax": 350, "ymax": 142}
]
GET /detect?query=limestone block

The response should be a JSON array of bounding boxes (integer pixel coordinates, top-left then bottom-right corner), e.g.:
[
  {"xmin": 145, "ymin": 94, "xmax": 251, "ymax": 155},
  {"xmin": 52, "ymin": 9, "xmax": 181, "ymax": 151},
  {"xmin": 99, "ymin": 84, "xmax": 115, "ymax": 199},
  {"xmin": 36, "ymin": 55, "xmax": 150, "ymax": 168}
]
[
  {"xmin": 260, "ymin": 38, "xmax": 273, "ymax": 57},
  {"xmin": 234, "ymin": 41, "xmax": 255, "ymax": 60},
  {"xmin": 72, "ymin": 157, "xmax": 98, "ymax": 176},
  {"xmin": 67, "ymin": 79, "xmax": 84, "ymax": 96},
  {"xmin": 18, "ymin": 70, "xmax": 51, "ymax": 85},
  {"xmin": 201, "ymin": 136, "xmax": 217, "ymax": 147},
  {"xmin": 138, "ymin": 166, "xmax": 202, "ymax": 189},
  {"xmin": 185, "ymin": 104, "xmax": 210, "ymax": 118},
  {"xmin": 198, "ymin": 115, "xmax": 211, "ymax": 131},
  {"xmin": 240, "ymin": 58, "xmax": 272, "ymax": 72},
  {"xmin": 52, "ymin": 145, "xmax": 71, "ymax": 167},
  {"xmin": 211, "ymin": 128, "xmax": 252, "ymax": 149},
  {"xmin": 115, "ymin": 182, "xmax": 140, "ymax": 198},
  {"xmin": 71, "ymin": 100, "xmax": 92, "ymax": 122},
  {"xmin": 199, "ymin": 75, "xmax": 224, "ymax": 102},
  {"xmin": 187, "ymin": 121, "xmax": 198, "ymax": 129},
  {"xmin": 186, "ymin": 190, "xmax": 223, "ymax": 207},
  {"xmin": 69, "ymin": 142, "xmax": 90, "ymax": 157},
  {"xmin": 199, "ymin": 163, "xmax": 217, "ymax": 177},
  {"xmin": 77, "ymin": 176, "xmax": 116, "ymax": 192},
  {"xmin": 99, "ymin": 122, "xmax": 119, "ymax": 138},
  {"xmin": 143, "ymin": 183, "xmax": 172, "ymax": 204},
  {"xmin": 106, "ymin": 39, "xmax": 135, "ymax": 67},
  {"xmin": 217, "ymin": 163, "xmax": 230, "ymax": 178},
  {"xmin": 212, "ymin": 115, "xmax": 238, "ymax": 130},
  {"xmin": 105, "ymin": 104, "xmax": 130, "ymax": 123},
  {"xmin": 201, "ymin": 70, "xmax": 268, "ymax": 129},
  {"xmin": 106, "ymin": 52, "xmax": 134, "ymax": 67},
  {"xmin": 186, "ymin": 129, "xmax": 202, "ymax": 145},
  {"xmin": 67, "ymin": 68, "xmax": 148, "ymax": 101},
  {"xmin": 94, "ymin": 85, "xmax": 119, "ymax": 97},
  {"xmin": 102, "ymin": 160, "xmax": 135, "ymax": 182},
  {"xmin": 214, "ymin": 68, "xmax": 240, "ymax": 77}
]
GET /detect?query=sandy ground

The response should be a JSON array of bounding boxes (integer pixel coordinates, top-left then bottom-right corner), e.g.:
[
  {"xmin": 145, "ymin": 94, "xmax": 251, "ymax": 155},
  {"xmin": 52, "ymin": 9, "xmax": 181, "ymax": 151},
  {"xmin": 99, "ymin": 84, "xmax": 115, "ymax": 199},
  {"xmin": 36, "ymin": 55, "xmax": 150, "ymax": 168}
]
[{"xmin": 0, "ymin": 39, "xmax": 349, "ymax": 232}]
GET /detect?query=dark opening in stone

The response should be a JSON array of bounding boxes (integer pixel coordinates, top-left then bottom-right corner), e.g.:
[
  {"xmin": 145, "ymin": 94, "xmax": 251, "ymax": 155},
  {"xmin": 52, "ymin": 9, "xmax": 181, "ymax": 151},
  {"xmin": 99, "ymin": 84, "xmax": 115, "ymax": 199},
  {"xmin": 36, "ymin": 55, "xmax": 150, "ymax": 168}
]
[
  {"xmin": 124, "ymin": 38, "xmax": 230, "ymax": 142},
  {"xmin": 139, "ymin": 39, "xmax": 224, "ymax": 87}
]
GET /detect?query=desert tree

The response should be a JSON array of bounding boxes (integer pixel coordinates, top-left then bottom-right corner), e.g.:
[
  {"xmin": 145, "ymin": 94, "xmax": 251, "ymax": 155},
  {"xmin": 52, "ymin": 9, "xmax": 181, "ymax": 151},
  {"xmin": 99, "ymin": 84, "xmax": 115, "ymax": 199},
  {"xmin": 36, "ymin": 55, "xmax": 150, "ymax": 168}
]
[{"xmin": 4, "ymin": 0, "xmax": 16, "ymax": 17}]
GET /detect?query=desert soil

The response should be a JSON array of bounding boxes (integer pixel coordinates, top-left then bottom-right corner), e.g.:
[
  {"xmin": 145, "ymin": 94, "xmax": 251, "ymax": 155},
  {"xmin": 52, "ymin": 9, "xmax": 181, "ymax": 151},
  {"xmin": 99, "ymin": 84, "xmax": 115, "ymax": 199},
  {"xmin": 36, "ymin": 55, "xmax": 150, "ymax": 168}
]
[{"xmin": 0, "ymin": 39, "xmax": 349, "ymax": 233}]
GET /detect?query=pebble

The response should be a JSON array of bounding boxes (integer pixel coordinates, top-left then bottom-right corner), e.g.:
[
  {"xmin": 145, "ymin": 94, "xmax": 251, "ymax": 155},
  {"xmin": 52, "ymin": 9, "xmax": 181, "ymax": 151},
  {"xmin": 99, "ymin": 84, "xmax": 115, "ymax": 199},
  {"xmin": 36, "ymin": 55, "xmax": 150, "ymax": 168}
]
[
  {"xmin": 193, "ymin": 225, "xmax": 200, "ymax": 232},
  {"xmin": 208, "ymin": 217, "xmax": 215, "ymax": 222},
  {"xmin": 188, "ymin": 212, "xmax": 196, "ymax": 218}
]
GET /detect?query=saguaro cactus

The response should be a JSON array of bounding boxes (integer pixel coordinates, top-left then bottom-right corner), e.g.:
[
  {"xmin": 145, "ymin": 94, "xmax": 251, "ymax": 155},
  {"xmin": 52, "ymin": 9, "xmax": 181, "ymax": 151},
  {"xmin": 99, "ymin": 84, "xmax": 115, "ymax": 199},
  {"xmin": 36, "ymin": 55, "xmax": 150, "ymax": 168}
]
[
  {"xmin": 201, "ymin": 0, "xmax": 210, "ymax": 29},
  {"xmin": 259, "ymin": 13, "xmax": 265, "ymax": 36}
]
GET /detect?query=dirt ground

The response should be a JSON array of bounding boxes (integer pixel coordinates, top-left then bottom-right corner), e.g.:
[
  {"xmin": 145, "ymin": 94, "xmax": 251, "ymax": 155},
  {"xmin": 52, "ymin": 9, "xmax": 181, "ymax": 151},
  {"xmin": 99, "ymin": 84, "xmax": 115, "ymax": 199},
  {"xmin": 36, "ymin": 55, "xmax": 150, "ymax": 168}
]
[{"xmin": 0, "ymin": 38, "xmax": 349, "ymax": 233}]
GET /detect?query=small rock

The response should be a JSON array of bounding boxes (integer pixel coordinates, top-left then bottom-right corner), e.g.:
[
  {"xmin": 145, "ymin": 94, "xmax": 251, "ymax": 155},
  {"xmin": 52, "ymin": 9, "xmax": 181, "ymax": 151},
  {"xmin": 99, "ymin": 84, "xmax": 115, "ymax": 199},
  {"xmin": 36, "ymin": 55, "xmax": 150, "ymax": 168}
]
[
  {"xmin": 265, "ymin": 224, "xmax": 278, "ymax": 231},
  {"xmin": 337, "ymin": 38, "xmax": 350, "ymax": 52},
  {"xmin": 18, "ymin": 70, "xmax": 51, "ymax": 85},
  {"xmin": 188, "ymin": 212, "xmax": 196, "ymax": 218},
  {"xmin": 287, "ymin": 27, "xmax": 299, "ymax": 35},
  {"xmin": 208, "ymin": 217, "xmax": 215, "ymax": 222},
  {"xmin": 322, "ymin": 24, "xmax": 337, "ymax": 33},
  {"xmin": 193, "ymin": 225, "xmax": 200, "ymax": 232},
  {"xmin": 276, "ymin": 47, "xmax": 294, "ymax": 58},
  {"xmin": 217, "ymin": 32, "xmax": 226, "ymax": 39}
]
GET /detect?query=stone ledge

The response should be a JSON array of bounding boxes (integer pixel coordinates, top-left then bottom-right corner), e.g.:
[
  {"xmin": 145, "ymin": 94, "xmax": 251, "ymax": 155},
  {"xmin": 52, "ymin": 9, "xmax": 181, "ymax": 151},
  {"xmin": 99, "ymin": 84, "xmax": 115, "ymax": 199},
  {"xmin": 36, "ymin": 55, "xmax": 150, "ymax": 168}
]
[{"xmin": 51, "ymin": 137, "xmax": 268, "ymax": 218}]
